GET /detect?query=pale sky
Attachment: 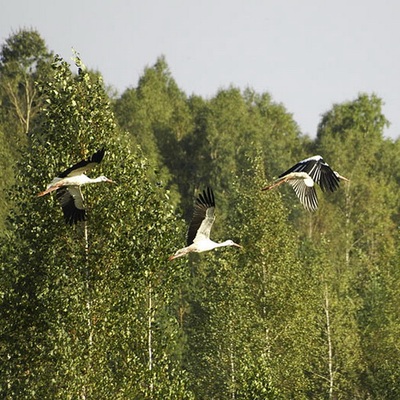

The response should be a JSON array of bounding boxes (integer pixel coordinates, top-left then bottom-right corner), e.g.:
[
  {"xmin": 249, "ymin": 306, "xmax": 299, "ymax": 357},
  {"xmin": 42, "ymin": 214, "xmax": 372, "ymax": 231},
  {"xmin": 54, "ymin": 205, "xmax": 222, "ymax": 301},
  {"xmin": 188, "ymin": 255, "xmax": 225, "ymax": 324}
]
[{"xmin": 2, "ymin": 0, "xmax": 400, "ymax": 139}]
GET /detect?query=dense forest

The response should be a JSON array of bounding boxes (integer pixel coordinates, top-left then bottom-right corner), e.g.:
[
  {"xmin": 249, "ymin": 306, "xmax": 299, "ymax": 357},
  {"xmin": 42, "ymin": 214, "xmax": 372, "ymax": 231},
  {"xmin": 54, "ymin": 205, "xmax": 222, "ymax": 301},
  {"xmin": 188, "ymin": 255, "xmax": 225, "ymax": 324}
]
[{"xmin": 0, "ymin": 29, "xmax": 399, "ymax": 399}]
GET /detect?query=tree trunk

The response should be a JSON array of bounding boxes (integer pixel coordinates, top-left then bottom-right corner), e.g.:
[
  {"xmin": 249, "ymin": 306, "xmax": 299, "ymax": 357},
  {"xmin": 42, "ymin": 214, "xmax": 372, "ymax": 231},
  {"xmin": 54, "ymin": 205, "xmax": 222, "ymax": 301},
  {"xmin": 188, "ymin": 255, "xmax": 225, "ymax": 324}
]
[
  {"xmin": 324, "ymin": 283, "xmax": 334, "ymax": 399},
  {"xmin": 82, "ymin": 221, "xmax": 93, "ymax": 400},
  {"xmin": 148, "ymin": 280, "xmax": 154, "ymax": 394}
]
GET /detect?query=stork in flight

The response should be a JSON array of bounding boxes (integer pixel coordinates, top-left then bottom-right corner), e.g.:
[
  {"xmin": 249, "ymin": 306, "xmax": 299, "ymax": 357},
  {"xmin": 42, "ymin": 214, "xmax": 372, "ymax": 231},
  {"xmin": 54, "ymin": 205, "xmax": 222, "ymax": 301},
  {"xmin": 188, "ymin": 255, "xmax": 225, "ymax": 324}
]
[
  {"xmin": 262, "ymin": 155, "xmax": 349, "ymax": 212},
  {"xmin": 37, "ymin": 148, "xmax": 115, "ymax": 225},
  {"xmin": 169, "ymin": 187, "xmax": 242, "ymax": 260}
]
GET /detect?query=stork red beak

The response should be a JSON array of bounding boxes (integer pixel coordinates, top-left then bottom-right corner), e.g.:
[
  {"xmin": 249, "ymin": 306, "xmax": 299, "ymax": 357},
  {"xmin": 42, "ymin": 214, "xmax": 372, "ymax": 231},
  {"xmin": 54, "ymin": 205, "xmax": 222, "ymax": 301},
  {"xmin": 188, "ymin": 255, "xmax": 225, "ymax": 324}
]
[
  {"xmin": 338, "ymin": 174, "xmax": 349, "ymax": 182},
  {"xmin": 107, "ymin": 179, "xmax": 117, "ymax": 184},
  {"xmin": 233, "ymin": 243, "xmax": 242, "ymax": 248}
]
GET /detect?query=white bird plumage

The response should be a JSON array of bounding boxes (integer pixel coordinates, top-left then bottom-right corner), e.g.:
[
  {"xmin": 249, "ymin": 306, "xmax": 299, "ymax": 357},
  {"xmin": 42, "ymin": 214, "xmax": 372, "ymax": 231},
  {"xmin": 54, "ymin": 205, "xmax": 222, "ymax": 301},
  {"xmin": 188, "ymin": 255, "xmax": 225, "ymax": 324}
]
[
  {"xmin": 169, "ymin": 187, "xmax": 242, "ymax": 260},
  {"xmin": 37, "ymin": 148, "xmax": 115, "ymax": 225},
  {"xmin": 262, "ymin": 155, "xmax": 349, "ymax": 212}
]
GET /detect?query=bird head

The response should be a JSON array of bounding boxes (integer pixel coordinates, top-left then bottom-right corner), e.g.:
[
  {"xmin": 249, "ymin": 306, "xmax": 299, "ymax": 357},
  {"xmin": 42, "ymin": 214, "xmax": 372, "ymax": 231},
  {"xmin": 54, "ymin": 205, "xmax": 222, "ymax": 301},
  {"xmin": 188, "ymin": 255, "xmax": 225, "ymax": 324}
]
[
  {"xmin": 334, "ymin": 172, "xmax": 349, "ymax": 182},
  {"xmin": 99, "ymin": 175, "xmax": 116, "ymax": 184},
  {"xmin": 225, "ymin": 240, "xmax": 242, "ymax": 248}
]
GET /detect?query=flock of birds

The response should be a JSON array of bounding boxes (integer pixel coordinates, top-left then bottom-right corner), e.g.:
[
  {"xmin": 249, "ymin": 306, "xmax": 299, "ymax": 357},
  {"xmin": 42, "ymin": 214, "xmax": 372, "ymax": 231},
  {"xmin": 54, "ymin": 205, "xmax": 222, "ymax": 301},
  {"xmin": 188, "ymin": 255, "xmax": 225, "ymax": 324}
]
[{"xmin": 38, "ymin": 150, "xmax": 349, "ymax": 260}]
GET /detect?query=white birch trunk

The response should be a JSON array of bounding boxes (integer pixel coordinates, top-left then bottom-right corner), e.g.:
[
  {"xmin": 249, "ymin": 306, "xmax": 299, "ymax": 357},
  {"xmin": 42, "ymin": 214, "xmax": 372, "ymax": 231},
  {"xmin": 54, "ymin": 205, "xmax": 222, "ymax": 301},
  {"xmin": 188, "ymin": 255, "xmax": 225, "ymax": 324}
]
[
  {"xmin": 324, "ymin": 284, "xmax": 334, "ymax": 399},
  {"xmin": 229, "ymin": 335, "xmax": 236, "ymax": 400},
  {"xmin": 148, "ymin": 280, "xmax": 154, "ymax": 394},
  {"xmin": 82, "ymin": 221, "xmax": 92, "ymax": 400}
]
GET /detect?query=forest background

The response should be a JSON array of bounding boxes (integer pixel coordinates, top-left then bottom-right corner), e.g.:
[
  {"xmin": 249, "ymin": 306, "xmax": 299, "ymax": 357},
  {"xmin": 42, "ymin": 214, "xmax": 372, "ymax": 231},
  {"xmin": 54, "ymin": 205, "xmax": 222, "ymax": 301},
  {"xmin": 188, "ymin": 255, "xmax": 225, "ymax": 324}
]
[{"xmin": 0, "ymin": 29, "xmax": 399, "ymax": 399}]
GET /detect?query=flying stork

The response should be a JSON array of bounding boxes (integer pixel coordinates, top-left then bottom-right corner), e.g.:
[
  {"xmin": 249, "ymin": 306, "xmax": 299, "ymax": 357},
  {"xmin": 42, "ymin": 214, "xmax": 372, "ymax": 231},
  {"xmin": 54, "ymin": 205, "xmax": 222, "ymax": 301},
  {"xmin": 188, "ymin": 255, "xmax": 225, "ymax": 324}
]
[
  {"xmin": 169, "ymin": 187, "xmax": 242, "ymax": 260},
  {"xmin": 261, "ymin": 155, "xmax": 349, "ymax": 212},
  {"xmin": 37, "ymin": 148, "xmax": 115, "ymax": 225}
]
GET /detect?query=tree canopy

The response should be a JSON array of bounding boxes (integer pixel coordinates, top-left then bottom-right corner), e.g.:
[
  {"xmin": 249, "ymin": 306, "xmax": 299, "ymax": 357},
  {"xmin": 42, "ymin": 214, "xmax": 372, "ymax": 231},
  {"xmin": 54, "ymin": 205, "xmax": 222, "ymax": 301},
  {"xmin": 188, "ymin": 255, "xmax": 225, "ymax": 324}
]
[{"xmin": 0, "ymin": 29, "xmax": 399, "ymax": 399}]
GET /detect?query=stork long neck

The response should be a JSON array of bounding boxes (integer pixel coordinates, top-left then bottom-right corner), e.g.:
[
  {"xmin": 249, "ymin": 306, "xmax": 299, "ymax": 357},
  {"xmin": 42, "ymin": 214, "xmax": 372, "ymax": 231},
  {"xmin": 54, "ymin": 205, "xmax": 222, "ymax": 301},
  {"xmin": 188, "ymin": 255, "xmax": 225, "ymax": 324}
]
[
  {"xmin": 88, "ymin": 176, "xmax": 105, "ymax": 184},
  {"xmin": 216, "ymin": 240, "xmax": 232, "ymax": 248}
]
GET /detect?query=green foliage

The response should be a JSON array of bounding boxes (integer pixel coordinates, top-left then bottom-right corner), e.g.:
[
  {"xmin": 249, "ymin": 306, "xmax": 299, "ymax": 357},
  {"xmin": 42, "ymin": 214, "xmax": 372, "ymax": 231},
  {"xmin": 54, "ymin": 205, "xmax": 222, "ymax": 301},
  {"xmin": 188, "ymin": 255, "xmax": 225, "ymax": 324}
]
[
  {"xmin": 0, "ymin": 54, "xmax": 193, "ymax": 398},
  {"xmin": 0, "ymin": 128, "xmax": 14, "ymax": 232},
  {"xmin": 359, "ymin": 249, "xmax": 400, "ymax": 398},
  {"xmin": 0, "ymin": 31, "xmax": 399, "ymax": 399},
  {"xmin": 114, "ymin": 56, "xmax": 192, "ymax": 207},
  {"xmin": 0, "ymin": 29, "xmax": 54, "ymax": 236},
  {"xmin": 228, "ymin": 161, "xmax": 320, "ymax": 398},
  {"xmin": 182, "ymin": 160, "xmax": 320, "ymax": 398},
  {"xmin": 0, "ymin": 28, "xmax": 53, "ymax": 138},
  {"xmin": 306, "ymin": 94, "xmax": 400, "ymax": 398}
]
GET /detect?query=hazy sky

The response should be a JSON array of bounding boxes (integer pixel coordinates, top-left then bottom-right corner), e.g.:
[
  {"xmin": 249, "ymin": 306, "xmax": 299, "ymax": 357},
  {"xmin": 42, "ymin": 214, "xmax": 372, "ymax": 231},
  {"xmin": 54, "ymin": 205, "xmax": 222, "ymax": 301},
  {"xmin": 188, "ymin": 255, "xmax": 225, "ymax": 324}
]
[{"xmin": 2, "ymin": 0, "xmax": 399, "ymax": 139}]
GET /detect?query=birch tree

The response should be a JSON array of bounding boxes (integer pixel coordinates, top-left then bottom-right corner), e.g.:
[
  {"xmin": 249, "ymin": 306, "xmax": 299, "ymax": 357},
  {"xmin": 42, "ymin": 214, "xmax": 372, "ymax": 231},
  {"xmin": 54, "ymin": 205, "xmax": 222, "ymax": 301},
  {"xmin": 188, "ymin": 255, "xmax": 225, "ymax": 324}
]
[{"xmin": 0, "ymin": 55, "xmax": 193, "ymax": 399}]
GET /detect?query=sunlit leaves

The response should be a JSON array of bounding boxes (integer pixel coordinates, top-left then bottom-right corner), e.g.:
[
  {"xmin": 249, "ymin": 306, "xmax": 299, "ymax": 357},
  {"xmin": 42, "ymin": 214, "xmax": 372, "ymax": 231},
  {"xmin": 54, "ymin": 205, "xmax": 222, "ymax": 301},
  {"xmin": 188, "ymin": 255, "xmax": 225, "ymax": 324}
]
[
  {"xmin": 0, "ymin": 54, "xmax": 193, "ymax": 398},
  {"xmin": 0, "ymin": 31, "xmax": 399, "ymax": 398}
]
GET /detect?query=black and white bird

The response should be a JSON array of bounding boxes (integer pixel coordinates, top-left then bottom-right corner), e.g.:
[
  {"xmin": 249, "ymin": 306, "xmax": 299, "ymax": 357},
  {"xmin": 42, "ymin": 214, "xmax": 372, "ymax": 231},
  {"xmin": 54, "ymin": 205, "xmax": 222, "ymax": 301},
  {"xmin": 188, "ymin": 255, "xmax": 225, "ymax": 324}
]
[
  {"xmin": 169, "ymin": 187, "xmax": 242, "ymax": 260},
  {"xmin": 37, "ymin": 148, "xmax": 115, "ymax": 225},
  {"xmin": 262, "ymin": 155, "xmax": 348, "ymax": 212}
]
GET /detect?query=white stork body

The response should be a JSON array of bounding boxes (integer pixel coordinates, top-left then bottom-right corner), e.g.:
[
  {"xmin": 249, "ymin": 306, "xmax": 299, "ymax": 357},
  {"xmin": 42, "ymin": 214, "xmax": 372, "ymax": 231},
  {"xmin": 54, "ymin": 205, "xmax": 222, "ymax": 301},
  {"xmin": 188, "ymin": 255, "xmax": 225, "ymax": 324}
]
[
  {"xmin": 262, "ymin": 155, "xmax": 348, "ymax": 212},
  {"xmin": 169, "ymin": 188, "xmax": 241, "ymax": 260},
  {"xmin": 37, "ymin": 148, "xmax": 115, "ymax": 225},
  {"xmin": 41, "ymin": 174, "xmax": 111, "ymax": 195}
]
